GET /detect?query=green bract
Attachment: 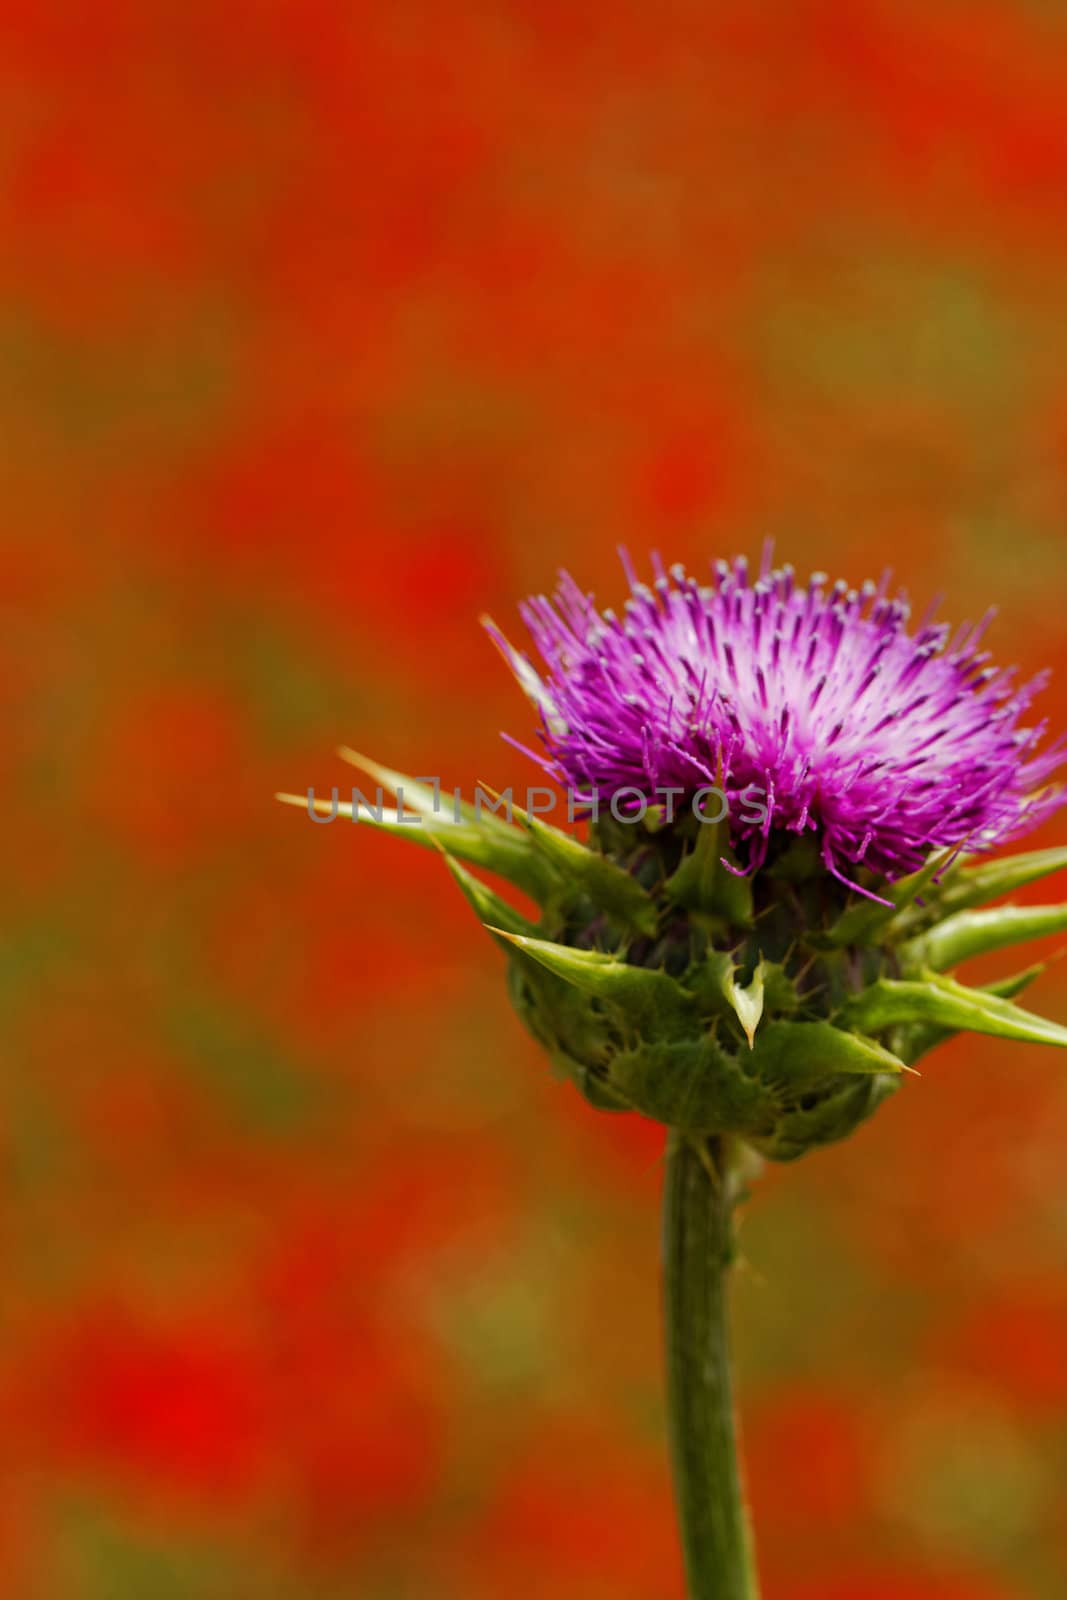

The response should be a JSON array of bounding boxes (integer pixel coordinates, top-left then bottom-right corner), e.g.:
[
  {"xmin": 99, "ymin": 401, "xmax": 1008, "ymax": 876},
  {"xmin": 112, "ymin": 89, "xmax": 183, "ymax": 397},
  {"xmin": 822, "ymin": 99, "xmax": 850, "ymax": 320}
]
[{"xmin": 278, "ymin": 756, "xmax": 1067, "ymax": 1163}]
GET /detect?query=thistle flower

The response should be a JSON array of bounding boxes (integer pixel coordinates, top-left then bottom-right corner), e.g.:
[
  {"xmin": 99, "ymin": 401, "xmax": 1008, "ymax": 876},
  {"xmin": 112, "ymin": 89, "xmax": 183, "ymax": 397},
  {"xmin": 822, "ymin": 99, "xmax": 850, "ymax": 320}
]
[
  {"xmin": 484, "ymin": 549, "xmax": 1065, "ymax": 889},
  {"xmin": 277, "ymin": 550, "xmax": 1067, "ymax": 1600},
  {"xmin": 485, "ymin": 574, "xmax": 1063, "ymax": 1157},
  {"xmin": 279, "ymin": 553, "xmax": 1067, "ymax": 1159}
]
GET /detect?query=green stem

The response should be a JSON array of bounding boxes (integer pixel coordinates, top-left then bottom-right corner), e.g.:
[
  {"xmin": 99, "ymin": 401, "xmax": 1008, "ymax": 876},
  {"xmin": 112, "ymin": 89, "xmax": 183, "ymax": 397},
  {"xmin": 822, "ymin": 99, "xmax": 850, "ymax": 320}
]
[{"xmin": 662, "ymin": 1133, "xmax": 759, "ymax": 1600}]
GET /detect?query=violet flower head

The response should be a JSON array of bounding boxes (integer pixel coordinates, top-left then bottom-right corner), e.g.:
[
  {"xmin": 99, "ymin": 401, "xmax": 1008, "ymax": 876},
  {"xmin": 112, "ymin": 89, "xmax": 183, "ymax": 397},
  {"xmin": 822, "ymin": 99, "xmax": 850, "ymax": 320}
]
[
  {"xmin": 487, "ymin": 549, "xmax": 1066, "ymax": 887},
  {"xmin": 281, "ymin": 544, "xmax": 1067, "ymax": 1161}
]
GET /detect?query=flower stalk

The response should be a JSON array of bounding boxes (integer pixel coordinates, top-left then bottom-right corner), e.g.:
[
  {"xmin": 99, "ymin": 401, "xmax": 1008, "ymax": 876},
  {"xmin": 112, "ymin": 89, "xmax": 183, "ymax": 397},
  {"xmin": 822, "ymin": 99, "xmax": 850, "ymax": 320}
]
[{"xmin": 663, "ymin": 1134, "xmax": 758, "ymax": 1600}]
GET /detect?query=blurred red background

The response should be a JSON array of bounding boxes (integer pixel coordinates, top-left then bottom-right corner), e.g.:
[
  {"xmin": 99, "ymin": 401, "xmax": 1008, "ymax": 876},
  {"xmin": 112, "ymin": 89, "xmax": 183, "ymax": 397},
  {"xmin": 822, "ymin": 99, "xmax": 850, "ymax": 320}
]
[{"xmin": 5, "ymin": 3, "xmax": 1067, "ymax": 1596}]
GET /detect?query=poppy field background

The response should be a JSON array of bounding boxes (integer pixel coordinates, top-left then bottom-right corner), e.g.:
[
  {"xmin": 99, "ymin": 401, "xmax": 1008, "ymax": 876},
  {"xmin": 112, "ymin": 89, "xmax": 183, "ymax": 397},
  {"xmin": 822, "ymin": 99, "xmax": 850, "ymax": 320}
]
[{"xmin": 6, "ymin": 3, "xmax": 1067, "ymax": 1596}]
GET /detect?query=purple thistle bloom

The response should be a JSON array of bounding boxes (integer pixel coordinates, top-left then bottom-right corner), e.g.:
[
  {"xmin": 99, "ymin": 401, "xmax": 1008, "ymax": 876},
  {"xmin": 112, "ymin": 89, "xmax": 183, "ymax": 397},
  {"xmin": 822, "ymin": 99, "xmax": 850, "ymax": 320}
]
[{"xmin": 486, "ymin": 549, "xmax": 1066, "ymax": 890}]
